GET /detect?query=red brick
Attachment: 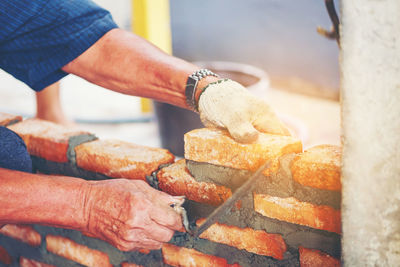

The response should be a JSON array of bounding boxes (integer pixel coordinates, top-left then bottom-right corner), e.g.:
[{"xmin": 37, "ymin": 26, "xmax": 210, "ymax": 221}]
[
  {"xmin": 0, "ymin": 112, "xmax": 22, "ymax": 126},
  {"xmin": 184, "ymin": 128, "xmax": 302, "ymax": 175},
  {"xmin": 157, "ymin": 159, "xmax": 232, "ymax": 206},
  {"xmin": 20, "ymin": 257, "xmax": 56, "ymax": 267},
  {"xmin": 0, "ymin": 245, "xmax": 12, "ymax": 265},
  {"xmin": 121, "ymin": 263, "xmax": 143, "ymax": 267},
  {"xmin": 0, "ymin": 224, "xmax": 41, "ymax": 246},
  {"xmin": 196, "ymin": 218, "xmax": 286, "ymax": 260},
  {"xmin": 291, "ymin": 145, "xmax": 341, "ymax": 191},
  {"xmin": 254, "ymin": 194, "xmax": 341, "ymax": 234},
  {"xmin": 299, "ymin": 247, "xmax": 340, "ymax": 267},
  {"xmin": 8, "ymin": 119, "xmax": 93, "ymax": 162},
  {"xmin": 162, "ymin": 243, "xmax": 241, "ymax": 267},
  {"xmin": 46, "ymin": 235, "xmax": 112, "ymax": 267},
  {"xmin": 75, "ymin": 139, "xmax": 174, "ymax": 180}
]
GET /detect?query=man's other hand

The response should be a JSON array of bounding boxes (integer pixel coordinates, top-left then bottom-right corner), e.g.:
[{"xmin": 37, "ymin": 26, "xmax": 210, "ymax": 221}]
[
  {"xmin": 198, "ymin": 79, "xmax": 291, "ymax": 143},
  {"xmin": 83, "ymin": 179, "xmax": 183, "ymax": 251}
]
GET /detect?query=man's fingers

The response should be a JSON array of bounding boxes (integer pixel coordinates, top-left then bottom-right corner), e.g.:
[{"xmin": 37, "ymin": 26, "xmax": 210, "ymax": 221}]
[
  {"xmin": 226, "ymin": 120, "xmax": 259, "ymax": 143},
  {"xmin": 149, "ymin": 202, "xmax": 183, "ymax": 231}
]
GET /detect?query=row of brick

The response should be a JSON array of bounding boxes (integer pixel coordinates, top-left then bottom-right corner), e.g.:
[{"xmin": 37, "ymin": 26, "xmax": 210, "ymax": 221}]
[
  {"xmin": 184, "ymin": 128, "xmax": 341, "ymax": 192},
  {"xmin": 0, "ymin": 113, "xmax": 175, "ymax": 180}
]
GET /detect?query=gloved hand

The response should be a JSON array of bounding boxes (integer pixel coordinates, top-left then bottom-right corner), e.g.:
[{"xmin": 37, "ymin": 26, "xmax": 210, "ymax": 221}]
[
  {"xmin": 83, "ymin": 179, "xmax": 183, "ymax": 251},
  {"xmin": 198, "ymin": 79, "xmax": 291, "ymax": 143}
]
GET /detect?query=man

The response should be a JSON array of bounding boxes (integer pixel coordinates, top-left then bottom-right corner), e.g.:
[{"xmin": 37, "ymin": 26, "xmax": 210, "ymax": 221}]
[{"xmin": 0, "ymin": 0, "xmax": 289, "ymax": 251}]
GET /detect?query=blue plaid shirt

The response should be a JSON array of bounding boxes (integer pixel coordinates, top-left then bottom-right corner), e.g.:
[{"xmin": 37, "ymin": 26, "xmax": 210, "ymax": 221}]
[{"xmin": 0, "ymin": 0, "xmax": 118, "ymax": 91}]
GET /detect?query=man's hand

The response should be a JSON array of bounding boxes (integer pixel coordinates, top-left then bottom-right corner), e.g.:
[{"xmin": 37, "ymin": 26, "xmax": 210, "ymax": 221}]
[
  {"xmin": 84, "ymin": 179, "xmax": 182, "ymax": 251},
  {"xmin": 198, "ymin": 79, "xmax": 291, "ymax": 143}
]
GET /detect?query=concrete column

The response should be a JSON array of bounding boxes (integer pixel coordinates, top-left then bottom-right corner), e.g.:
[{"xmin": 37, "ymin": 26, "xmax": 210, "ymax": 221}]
[{"xmin": 340, "ymin": 0, "xmax": 400, "ymax": 266}]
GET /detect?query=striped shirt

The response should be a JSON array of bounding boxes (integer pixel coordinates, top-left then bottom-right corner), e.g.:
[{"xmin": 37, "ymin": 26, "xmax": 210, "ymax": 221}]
[{"xmin": 0, "ymin": 0, "xmax": 118, "ymax": 91}]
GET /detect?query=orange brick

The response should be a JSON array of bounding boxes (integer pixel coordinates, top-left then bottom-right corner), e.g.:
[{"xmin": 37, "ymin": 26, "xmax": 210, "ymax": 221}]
[
  {"xmin": 20, "ymin": 257, "xmax": 56, "ymax": 267},
  {"xmin": 254, "ymin": 194, "xmax": 341, "ymax": 234},
  {"xmin": 162, "ymin": 243, "xmax": 241, "ymax": 267},
  {"xmin": 0, "ymin": 112, "xmax": 22, "ymax": 126},
  {"xmin": 121, "ymin": 263, "xmax": 143, "ymax": 267},
  {"xmin": 75, "ymin": 139, "xmax": 174, "ymax": 180},
  {"xmin": 184, "ymin": 128, "xmax": 302, "ymax": 175},
  {"xmin": 0, "ymin": 245, "xmax": 12, "ymax": 265},
  {"xmin": 299, "ymin": 247, "xmax": 340, "ymax": 267},
  {"xmin": 0, "ymin": 224, "xmax": 41, "ymax": 246},
  {"xmin": 8, "ymin": 119, "xmax": 94, "ymax": 162},
  {"xmin": 196, "ymin": 218, "xmax": 286, "ymax": 260},
  {"xmin": 138, "ymin": 248, "xmax": 151, "ymax": 254},
  {"xmin": 291, "ymin": 145, "xmax": 341, "ymax": 191},
  {"xmin": 157, "ymin": 160, "xmax": 232, "ymax": 206},
  {"xmin": 46, "ymin": 235, "xmax": 111, "ymax": 267}
]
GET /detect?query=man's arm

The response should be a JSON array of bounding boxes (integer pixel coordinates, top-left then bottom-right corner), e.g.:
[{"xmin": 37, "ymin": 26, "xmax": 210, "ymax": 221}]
[
  {"xmin": 0, "ymin": 168, "xmax": 182, "ymax": 251},
  {"xmin": 62, "ymin": 29, "xmax": 217, "ymax": 109},
  {"xmin": 0, "ymin": 168, "xmax": 87, "ymax": 229},
  {"xmin": 62, "ymin": 28, "xmax": 290, "ymax": 142}
]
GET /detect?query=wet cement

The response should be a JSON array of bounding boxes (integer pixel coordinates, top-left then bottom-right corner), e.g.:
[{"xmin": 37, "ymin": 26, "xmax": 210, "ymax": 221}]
[
  {"xmin": 186, "ymin": 154, "xmax": 341, "ymax": 209},
  {"xmin": 66, "ymin": 135, "xmax": 98, "ymax": 165}
]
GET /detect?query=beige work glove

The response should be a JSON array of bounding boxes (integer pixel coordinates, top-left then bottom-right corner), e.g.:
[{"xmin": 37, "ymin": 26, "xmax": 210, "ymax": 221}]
[{"xmin": 198, "ymin": 79, "xmax": 290, "ymax": 143}]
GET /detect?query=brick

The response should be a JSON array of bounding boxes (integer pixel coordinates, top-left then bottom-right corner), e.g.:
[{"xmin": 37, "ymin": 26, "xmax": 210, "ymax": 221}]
[
  {"xmin": 0, "ymin": 245, "xmax": 12, "ymax": 265},
  {"xmin": 121, "ymin": 263, "xmax": 143, "ymax": 267},
  {"xmin": 299, "ymin": 247, "xmax": 340, "ymax": 267},
  {"xmin": 184, "ymin": 128, "xmax": 302, "ymax": 175},
  {"xmin": 196, "ymin": 218, "xmax": 286, "ymax": 260},
  {"xmin": 8, "ymin": 119, "xmax": 94, "ymax": 162},
  {"xmin": 46, "ymin": 235, "xmax": 111, "ymax": 267},
  {"xmin": 254, "ymin": 194, "xmax": 341, "ymax": 234},
  {"xmin": 291, "ymin": 145, "xmax": 341, "ymax": 191},
  {"xmin": 162, "ymin": 243, "xmax": 241, "ymax": 267},
  {"xmin": 75, "ymin": 139, "xmax": 174, "ymax": 180},
  {"xmin": 0, "ymin": 224, "xmax": 41, "ymax": 246},
  {"xmin": 0, "ymin": 112, "xmax": 22, "ymax": 126},
  {"xmin": 157, "ymin": 159, "xmax": 232, "ymax": 205},
  {"xmin": 20, "ymin": 257, "xmax": 56, "ymax": 267}
]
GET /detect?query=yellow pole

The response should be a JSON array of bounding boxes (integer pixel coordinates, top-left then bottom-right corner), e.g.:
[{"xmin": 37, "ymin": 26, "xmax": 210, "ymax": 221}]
[{"xmin": 132, "ymin": 0, "xmax": 172, "ymax": 113}]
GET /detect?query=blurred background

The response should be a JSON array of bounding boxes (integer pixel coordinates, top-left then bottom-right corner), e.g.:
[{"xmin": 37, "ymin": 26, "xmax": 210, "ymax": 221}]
[{"xmin": 0, "ymin": 0, "xmax": 340, "ymax": 154}]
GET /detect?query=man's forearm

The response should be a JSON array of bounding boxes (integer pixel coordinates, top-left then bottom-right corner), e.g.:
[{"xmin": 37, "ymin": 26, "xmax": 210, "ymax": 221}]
[
  {"xmin": 0, "ymin": 168, "xmax": 88, "ymax": 230},
  {"xmin": 62, "ymin": 29, "xmax": 218, "ymax": 109}
]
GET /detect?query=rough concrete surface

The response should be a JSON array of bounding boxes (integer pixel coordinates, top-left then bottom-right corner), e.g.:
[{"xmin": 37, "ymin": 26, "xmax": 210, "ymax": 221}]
[{"xmin": 341, "ymin": 0, "xmax": 400, "ymax": 265}]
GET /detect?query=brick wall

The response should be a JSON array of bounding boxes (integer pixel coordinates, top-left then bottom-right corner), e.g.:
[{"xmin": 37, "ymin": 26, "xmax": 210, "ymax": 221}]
[{"xmin": 0, "ymin": 113, "xmax": 341, "ymax": 266}]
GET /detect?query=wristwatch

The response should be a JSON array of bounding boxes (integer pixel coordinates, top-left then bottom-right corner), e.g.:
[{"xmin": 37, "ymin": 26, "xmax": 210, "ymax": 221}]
[{"xmin": 185, "ymin": 69, "xmax": 219, "ymax": 112}]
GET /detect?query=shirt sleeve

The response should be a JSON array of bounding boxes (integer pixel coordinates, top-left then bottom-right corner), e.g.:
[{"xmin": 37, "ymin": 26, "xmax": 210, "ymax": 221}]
[{"xmin": 0, "ymin": 0, "xmax": 119, "ymax": 91}]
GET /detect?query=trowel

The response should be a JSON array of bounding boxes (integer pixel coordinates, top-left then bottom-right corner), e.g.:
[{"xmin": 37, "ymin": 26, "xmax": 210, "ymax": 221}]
[{"xmin": 191, "ymin": 161, "xmax": 271, "ymax": 237}]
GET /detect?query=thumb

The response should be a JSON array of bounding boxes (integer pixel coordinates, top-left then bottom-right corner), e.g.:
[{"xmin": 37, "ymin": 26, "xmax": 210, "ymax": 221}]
[{"xmin": 227, "ymin": 120, "xmax": 259, "ymax": 143}]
